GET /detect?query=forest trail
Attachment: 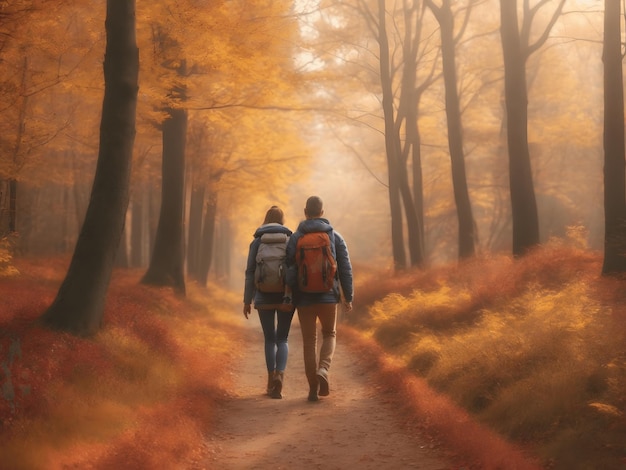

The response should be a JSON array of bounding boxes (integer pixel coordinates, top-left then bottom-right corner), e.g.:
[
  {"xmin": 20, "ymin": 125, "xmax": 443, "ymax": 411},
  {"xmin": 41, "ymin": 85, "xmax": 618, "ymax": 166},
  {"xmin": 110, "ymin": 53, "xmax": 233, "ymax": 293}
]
[{"xmin": 203, "ymin": 315, "xmax": 456, "ymax": 470}]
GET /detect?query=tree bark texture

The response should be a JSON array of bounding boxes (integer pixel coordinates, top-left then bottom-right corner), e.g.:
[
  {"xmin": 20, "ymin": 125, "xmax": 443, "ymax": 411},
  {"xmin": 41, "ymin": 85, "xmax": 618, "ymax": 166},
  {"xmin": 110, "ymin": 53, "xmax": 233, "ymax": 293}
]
[
  {"xmin": 186, "ymin": 181, "xmax": 205, "ymax": 280},
  {"xmin": 428, "ymin": 0, "xmax": 476, "ymax": 259},
  {"xmin": 411, "ymin": 130, "xmax": 425, "ymax": 253},
  {"xmin": 130, "ymin": 188, "xmax": 144, "ymax": 267},
  {"xmin": 214, "ymin": 216, "xmax": 232, "ymax": 281},
  {"xmin": 405, "ymin": 122, "xmax": 426, "ymax": 267},
  {"xmin": 500, "ymin": 0, "xmax": 540, "ymax": 256},
  {"xmin": 141, "ymin": 107, "xmax": 187, "ymax": 294},
  {"xmin": 198, "ymin": 193, "xmax": 217, "ymax": 286},
  {"xmin": 395, "ymin": 0, "xmax": 425, "ymax": 267},
  {"xmin": 41, "ymin": 0, "xmax": 138, "ymax": 336},
  {"xmin": 115, "ymin": 226, "xmax": 128, "ymax": 268},
  {"xmin": 378, "ymin": 0, "xmax": 407, "ymax": 271},
  {"xmin": 601, "ymin": 0, "xmax": 626, "ymax": 274},
  {"xmin": 8, "ymin": 179, "xmax": 17, "ymax": 233}
]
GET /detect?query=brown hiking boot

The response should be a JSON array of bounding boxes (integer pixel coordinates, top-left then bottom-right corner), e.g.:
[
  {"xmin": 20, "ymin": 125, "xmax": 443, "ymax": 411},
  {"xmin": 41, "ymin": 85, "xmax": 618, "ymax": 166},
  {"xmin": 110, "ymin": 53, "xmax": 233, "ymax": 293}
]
[
  {"xmin": 307, "ymin": 380, "xmax": 319, "ymax": 402},
  {"xmin": 316, "ymin": 368, "xmax": 329, "ymax": 397},
  {"xmin": 266, "ymin": 371, "xmax": 274, "ymax": 396},
  {"xmin": 271, "ymin": 371, "xmax": 284, "ymax": 399}
]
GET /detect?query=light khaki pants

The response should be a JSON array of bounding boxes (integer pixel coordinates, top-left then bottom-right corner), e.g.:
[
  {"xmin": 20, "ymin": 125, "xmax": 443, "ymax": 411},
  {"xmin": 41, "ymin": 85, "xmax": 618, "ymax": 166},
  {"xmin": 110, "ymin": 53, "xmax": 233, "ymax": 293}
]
[{"xmin": 297, "ymin": 303, "xmax": 337, "ymax": 388}]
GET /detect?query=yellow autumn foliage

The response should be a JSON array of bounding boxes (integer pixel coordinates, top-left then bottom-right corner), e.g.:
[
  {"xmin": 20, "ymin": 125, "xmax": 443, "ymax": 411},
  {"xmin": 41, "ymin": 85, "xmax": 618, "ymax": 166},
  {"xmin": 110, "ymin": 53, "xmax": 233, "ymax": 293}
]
[{"xmin": 354, "ymin": 243, "xmax": 626, "ymax": 467}]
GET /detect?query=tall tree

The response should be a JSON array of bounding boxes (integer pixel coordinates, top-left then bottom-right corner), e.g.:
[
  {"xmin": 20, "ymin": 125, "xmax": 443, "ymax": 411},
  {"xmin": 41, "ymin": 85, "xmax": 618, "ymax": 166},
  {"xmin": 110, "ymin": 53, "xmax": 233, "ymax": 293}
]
[
  {"xmin": 315, "ymin": 0, "xmax": 438, "ymax": 268},
  {"xmin": 139, "ymin": 14, "xmax": 189, "ymax": 293},
  {"xmin": 197, "ymin": 192, "xmax": 218, "ymax": 285},
  {"xmin": 41, "ymin": 0, "xmax": 138, "ymax": 335},
  {"xmin": 0, "ymin": 3, "xmax": 33, "ymax": 237},
  {"xmin": 425, "ymin": 0, "xmax": 476, "ymax": 259},
  {"xmin": 601, "ymin": 0, "xmax": 626, "ymax": 273},
  {"xmin": 0, "ymin": 2, "xmax": 77, "ymax": 239},
  {"xmin": 140, "ymin": 103, "xmax": 187, "ymax": 294},
  {"xmin": 378, "ymin": 0, "xmax": 408, "ymax": 270},
  {"xmin": 393, "ymin": 0, "xmax": 428, "ymax": 267},
  {"xmin": 139, "ymin": 0, "xmax": 304, "ymax": 289},
  {"xmin": 338, "ymin": 0, "xmax": 430, "ymax": 269},
  {"xmin": 185, "ymin": 121, "xmax": 218, "ymax": 284},
  {"xmin": 398, "ymin": 0, "xmax": 433, "ymax": 267},
  {"xmin": 499, "ymin": 0, "xmax": 565, "ymax": 256}
]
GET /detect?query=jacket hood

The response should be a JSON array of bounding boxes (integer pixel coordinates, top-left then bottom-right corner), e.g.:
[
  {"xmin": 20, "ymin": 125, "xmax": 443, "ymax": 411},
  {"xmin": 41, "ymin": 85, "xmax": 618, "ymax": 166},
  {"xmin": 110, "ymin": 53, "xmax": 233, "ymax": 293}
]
[
  {"xmin": 296, "ymin": 218, "xmax": 333, "ymax": 234},
  {"xmin": 253, "ymin": 223, "xmax": 292, "ymax": 238}
]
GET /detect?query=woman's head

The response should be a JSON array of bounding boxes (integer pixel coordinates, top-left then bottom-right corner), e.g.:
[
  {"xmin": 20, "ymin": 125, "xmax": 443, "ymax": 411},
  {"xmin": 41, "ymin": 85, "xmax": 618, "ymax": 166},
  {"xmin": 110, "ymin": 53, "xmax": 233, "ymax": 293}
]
[{"xmin": 263, "ymin": 205, "xmax": 285, "ymax": 225}]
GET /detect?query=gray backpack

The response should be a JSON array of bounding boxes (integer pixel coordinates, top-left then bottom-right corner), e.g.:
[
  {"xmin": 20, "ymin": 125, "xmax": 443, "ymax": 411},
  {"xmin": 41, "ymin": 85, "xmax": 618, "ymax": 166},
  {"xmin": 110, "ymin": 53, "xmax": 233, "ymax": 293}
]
[{"xmin": 255, "ymin": 232, "xmax": 288, "ymax": 293}]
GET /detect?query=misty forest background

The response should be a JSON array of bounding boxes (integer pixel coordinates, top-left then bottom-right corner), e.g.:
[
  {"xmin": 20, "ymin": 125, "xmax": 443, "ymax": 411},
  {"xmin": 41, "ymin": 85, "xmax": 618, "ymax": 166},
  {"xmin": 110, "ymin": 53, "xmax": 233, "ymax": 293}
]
[
  {"xmin": 2, "ymin": 0, "xmax": 622, "ymax": 287},
  {"xmin": 2, "ymin": 0, "xmax": 626, "ymax": 468}
]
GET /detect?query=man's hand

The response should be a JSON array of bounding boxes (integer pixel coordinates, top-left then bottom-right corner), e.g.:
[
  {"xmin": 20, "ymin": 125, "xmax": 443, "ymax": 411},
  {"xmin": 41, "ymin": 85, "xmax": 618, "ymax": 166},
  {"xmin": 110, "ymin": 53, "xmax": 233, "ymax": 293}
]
[
  {"xmin": 342, "ymin": 301, "xmax": 353, "ymax": 313},
  {"xmin": 243, "ymin": 303, "xmax": 251, "ymax": 319}
]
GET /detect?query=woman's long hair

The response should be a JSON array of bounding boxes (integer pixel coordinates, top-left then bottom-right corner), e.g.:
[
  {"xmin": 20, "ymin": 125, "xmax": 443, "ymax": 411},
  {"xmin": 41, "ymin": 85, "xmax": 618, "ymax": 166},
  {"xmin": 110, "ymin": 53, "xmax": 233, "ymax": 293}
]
[{"xmin": 263, "ymin": 205, "xmax": 284, "ymax": 225}]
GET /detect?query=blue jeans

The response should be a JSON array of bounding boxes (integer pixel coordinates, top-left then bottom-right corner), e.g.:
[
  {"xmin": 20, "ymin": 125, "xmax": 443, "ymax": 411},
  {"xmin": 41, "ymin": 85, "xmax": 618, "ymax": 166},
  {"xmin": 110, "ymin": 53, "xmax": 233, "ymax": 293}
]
[{"xmin": 257, "ymin": 309, "xmax": 295, "ymax": 372}]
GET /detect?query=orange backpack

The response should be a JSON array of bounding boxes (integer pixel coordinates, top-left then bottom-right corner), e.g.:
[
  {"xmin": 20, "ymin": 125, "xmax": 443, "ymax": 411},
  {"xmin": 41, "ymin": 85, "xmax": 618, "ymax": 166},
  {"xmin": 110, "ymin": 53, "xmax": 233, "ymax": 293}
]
[{"xmin": 295, "ymin": 232, "xmax": 337, "ymax": 293}]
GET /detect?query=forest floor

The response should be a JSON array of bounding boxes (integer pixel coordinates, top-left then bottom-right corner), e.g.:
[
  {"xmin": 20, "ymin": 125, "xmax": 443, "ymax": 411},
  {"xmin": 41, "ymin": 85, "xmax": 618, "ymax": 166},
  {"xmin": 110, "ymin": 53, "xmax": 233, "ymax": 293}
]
[
  {"xmin": 0, "ymin": 258, "xmax": 547, "ymax": 469},
  {"xmin": 203, "ymin": 316, "xmax": 456, "ymax": 470},
  {"xmin": 201, "ymin": 308, "xmax": 530, "ymax": 470}
]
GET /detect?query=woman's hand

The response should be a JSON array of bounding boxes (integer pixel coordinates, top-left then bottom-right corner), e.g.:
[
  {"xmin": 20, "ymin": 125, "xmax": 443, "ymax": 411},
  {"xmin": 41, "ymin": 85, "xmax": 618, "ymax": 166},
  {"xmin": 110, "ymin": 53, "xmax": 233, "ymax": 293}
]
[{"xmin": 243, "ymin": 303, "xmax": 251, "ymax": 319}]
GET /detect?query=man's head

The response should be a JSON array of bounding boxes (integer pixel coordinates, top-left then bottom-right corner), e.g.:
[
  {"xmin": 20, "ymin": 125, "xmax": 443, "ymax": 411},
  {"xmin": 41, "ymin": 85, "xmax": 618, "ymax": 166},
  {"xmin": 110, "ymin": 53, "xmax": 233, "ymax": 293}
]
[{"xmin": 304, "ymin": 196, "xmax": 324, "ymax": 219}]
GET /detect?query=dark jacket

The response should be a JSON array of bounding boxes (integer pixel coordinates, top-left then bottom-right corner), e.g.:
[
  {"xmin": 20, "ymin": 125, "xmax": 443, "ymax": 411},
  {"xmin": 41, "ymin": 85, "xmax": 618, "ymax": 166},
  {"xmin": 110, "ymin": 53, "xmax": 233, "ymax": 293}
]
[
  {"xmin": 285, "ymin": 217, "xmax": 353, "ymax": 306},
  {"xmin": 244, "ymin": 223, "xmax": 293, "ymax": 308}
]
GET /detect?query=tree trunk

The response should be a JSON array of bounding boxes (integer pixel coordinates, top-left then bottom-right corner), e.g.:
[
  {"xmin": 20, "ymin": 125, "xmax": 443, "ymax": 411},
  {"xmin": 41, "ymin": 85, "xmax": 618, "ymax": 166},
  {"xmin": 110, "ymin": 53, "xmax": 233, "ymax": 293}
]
[
  {"xmin": 8, "ymin": 179, "xmax": 16, "ymax": 233},
  {"xmin": 402, "ymin": 92, "xmax": 425, "ymax": 268},
  {"xmin": 198, "ymin": 193, "xmax": 217, "ymax": 286},
  {"xmin": 130, "ymin": 188, "xmax": 144, "ymax": 267},
  {"xmin": 500, "ymin": 0, "xmax": 540, "ymax": 256},
  {"xmin": 8, "ymin": 57, "xmax": 28, "ymax": 236},
  {"xmin": 41, "ymin": 0, "xmax": 138, "ymax": 336},
  {"xmin": 397, "ymin": 164, "xmax": 423, "ymax": 266},
  {"xmin": 378, "ymin": 0, "xmax": 406, "ymax": 271},
  {"xmin": 601, "ymin": 0, "xmax": 626, "ymax": 273},
  {"xmin": 186, "ymin": 181, "xmax": 205, "ymax": 280},
  {"xmin": 71, "ymin": 151, "xmax": 90, "ymax": 230},
  {"xmin": 429, "ymin": 0, "xmax": 476, "ymax": 259},
  {"xmin": 141, "ymin": 107, "xmax": 187, "ymax": 294},
  {"xmin": 411, "ymin": 124, "xmax": 425, "ymax": 256},
  {"xmin": 0, "ymin": 180, "xmax": 7, "ymax": 235},
  {"xmin": 148, "ymin": 182, "xmax": 159, "ymax": 256},
  {"xmin": 214, "ymin": 216, "xmax": 232, "ymax": 281},
  {"xmin": 395, "ymin": 62, "xmax": 423, "ymax": 267},
  {"xmin": 115, "ymin": 226, "xmax": 128, "ymax": 267},
  {"xmin": 395, "ymin": 0, "xmax": 425, "ymax": 268}
]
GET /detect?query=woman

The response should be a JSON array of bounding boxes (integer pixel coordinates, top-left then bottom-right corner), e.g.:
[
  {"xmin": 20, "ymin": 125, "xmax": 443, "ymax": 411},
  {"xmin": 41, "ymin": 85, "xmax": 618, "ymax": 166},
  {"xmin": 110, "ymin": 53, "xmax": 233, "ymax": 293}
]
[{"xmin": 243, "ymin": 205, "xmax": 294, "ymax": 399}]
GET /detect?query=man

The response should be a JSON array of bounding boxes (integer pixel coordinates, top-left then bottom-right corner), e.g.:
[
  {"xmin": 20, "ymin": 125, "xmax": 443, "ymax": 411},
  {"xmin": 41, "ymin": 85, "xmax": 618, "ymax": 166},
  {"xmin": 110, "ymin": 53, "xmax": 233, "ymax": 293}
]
[{"xmin": 286, "ymin": 195, "xmax": 354, "ymax": 402}]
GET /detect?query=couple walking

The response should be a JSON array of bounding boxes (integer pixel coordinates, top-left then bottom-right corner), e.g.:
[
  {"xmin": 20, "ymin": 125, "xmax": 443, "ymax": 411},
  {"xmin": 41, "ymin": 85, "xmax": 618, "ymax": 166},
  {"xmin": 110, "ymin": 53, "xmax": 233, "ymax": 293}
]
[{"xmin": 243, "ymin": 196, "xmax": 354, "ymax": 402}]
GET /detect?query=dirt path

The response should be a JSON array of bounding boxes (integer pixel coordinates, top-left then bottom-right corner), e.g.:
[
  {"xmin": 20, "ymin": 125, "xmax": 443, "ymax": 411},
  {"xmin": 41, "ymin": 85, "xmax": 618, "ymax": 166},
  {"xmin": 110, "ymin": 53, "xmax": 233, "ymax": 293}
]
[{"xmin": 205, "ymin": 316, "xmax": 456, "ymax": 470}]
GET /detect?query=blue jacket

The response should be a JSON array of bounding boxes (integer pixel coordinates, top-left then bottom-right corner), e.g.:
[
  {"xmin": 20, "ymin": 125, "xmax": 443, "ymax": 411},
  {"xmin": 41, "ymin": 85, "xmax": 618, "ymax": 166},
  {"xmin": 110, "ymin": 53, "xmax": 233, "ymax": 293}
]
[
  {"xmin": 285, "ymin": 218, "xmax": 353, "ymax": 306},
  {"xmin": 244, "ymin": 223, "xmax": 293, "ymax": 308}
]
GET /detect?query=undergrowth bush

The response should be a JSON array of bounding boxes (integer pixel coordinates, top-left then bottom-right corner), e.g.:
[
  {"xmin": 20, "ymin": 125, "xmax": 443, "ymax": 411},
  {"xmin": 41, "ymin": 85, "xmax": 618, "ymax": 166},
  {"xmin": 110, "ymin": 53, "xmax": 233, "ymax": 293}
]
[
  {"xmin": 353, "ymin": 243, "xmax": 626, "ymax": 469},
  {"xmin": 0, "ymin": 235, "xmax": 19, "ymax": 278},
  {"xmin": 0, "ymin": 260, "xmax": 243, "ymax": 469}
]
